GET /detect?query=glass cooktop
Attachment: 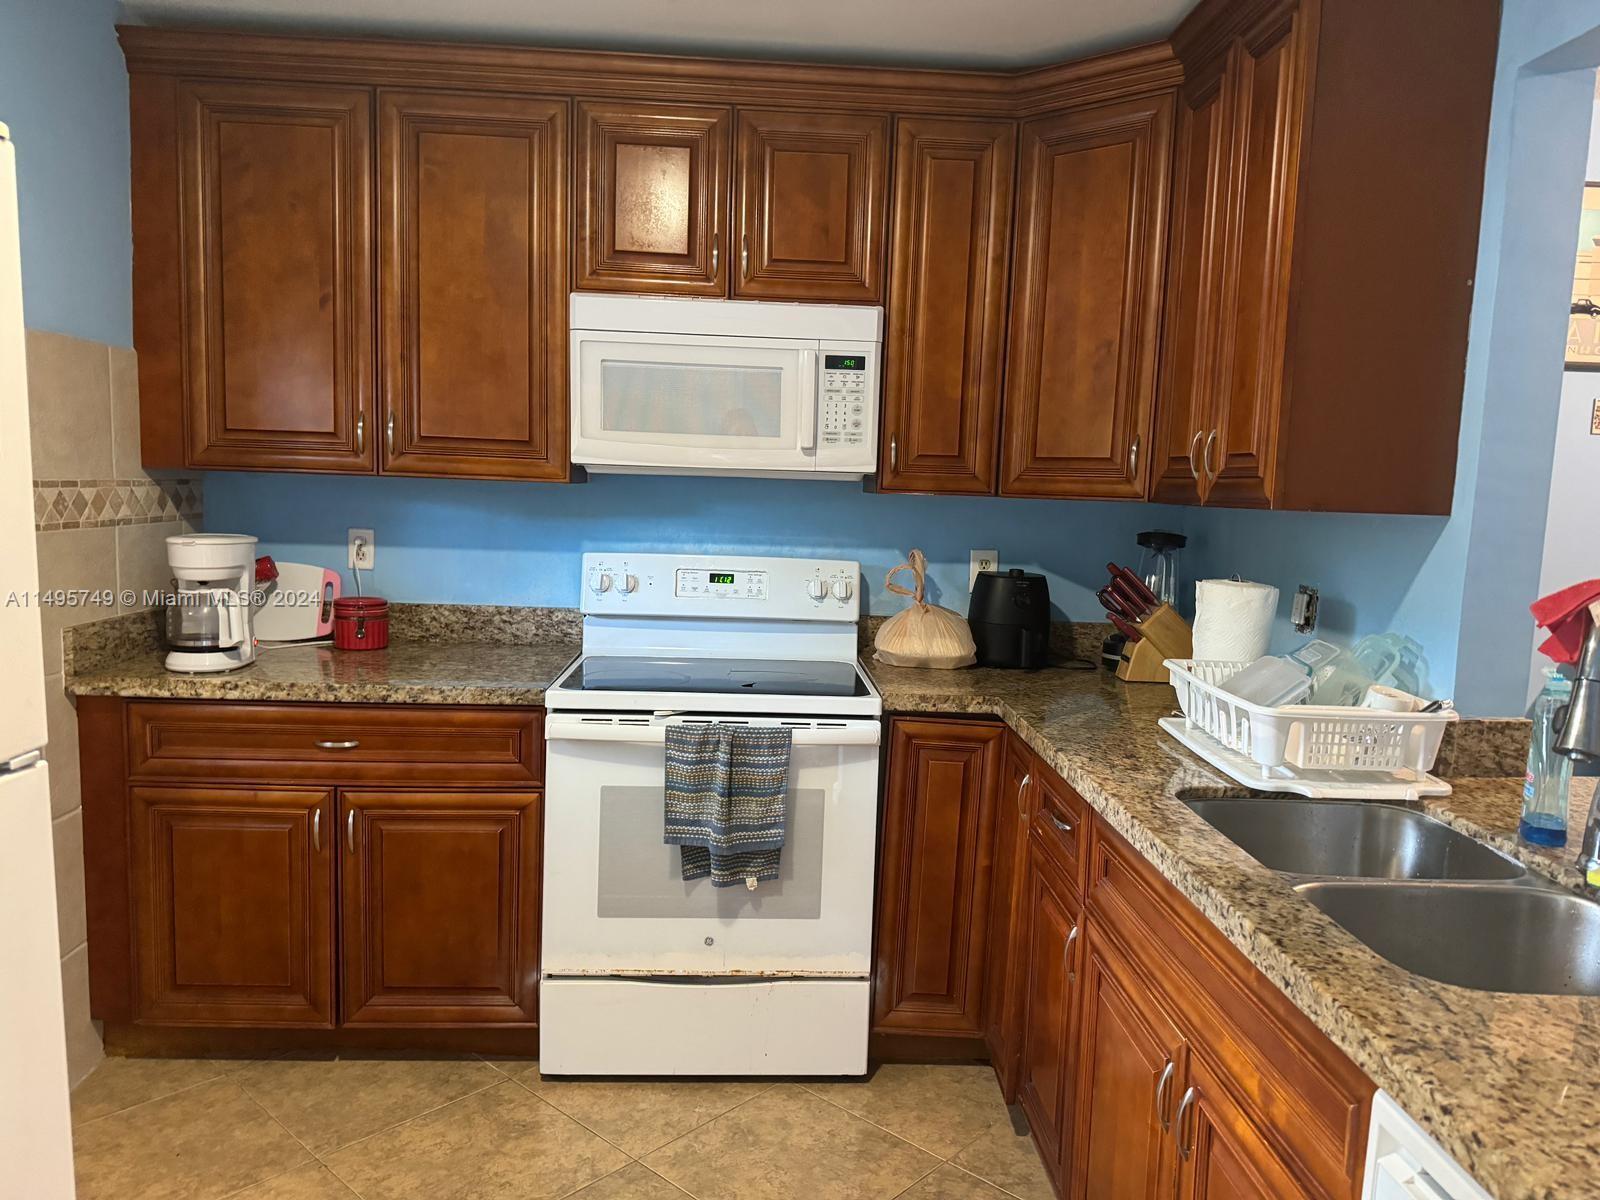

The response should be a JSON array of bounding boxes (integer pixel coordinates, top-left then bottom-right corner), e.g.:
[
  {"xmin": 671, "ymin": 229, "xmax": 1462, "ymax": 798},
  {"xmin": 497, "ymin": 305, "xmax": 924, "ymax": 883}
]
[{"xmin": 569, "ymin": 656, "xmax": 868, "ymax": 698}]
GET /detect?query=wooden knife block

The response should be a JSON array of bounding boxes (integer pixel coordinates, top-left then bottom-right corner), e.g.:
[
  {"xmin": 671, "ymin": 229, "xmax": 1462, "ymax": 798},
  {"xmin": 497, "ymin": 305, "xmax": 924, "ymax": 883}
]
[{"xmin": 1116, "ymin": 604, "xmax": 1193, "ymax": 684}]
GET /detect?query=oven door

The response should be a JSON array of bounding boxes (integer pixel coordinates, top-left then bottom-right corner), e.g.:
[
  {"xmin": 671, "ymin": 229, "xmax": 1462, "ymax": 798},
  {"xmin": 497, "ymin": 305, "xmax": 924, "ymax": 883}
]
[
  {"xmin": 542, "ymin": 712, "xmax": 880, "ymax": 978},
  {"xmin": 569, "ymin": 331, "xmax": 819, "ymax": 472}
]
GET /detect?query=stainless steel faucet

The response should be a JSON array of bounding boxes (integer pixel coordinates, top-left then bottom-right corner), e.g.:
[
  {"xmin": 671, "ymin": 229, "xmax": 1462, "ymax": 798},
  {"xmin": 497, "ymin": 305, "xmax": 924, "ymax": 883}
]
[{"xmin": 1555, "ymin": 615, "xmax": 1600, "ymax": 889}]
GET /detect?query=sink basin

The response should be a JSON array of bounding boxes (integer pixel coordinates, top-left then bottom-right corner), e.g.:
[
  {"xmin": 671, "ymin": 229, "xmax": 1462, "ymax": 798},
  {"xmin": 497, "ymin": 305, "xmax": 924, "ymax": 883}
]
[
  {"xmin": 1295, "ymin": 881, "xmax": 1600, "ymax": 995},
  {"xmin": 1185, "ymin": 798, "xmax": 1524, "ymax": 881}
]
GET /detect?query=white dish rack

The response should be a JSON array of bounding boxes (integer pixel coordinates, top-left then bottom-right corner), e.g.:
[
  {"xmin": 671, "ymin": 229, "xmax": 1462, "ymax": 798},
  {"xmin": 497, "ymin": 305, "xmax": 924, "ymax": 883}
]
[{"xmin": 1161, "ymin": 659, "xmax": 1457, "ymax": 800}]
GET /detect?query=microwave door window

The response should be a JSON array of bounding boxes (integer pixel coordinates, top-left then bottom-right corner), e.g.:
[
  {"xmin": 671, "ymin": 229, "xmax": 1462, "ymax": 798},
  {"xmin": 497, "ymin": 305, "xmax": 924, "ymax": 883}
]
[{"xmin": 600, "ymin": 359, "xmax": 784, "ymax": 443}]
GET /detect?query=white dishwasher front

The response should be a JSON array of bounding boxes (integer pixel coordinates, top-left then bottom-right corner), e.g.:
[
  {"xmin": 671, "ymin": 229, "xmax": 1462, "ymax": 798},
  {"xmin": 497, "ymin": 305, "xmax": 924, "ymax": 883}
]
[{"xmin": 1363, "ymin": 1091, "xmax": 1492, "ymax": 1200}]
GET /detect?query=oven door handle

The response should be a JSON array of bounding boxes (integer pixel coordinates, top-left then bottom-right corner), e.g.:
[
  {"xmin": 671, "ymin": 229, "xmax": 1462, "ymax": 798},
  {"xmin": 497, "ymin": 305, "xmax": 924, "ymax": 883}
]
[{"xmin": 544, "ymin": 716, "xmax": 881, "ymax": 747}]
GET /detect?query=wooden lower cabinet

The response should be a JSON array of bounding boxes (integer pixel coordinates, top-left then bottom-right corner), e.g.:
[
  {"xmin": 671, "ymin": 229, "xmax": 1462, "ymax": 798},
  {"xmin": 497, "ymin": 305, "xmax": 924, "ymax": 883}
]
[
  {"xmin": 1015, "ymin": 834, "xmax": 1083, "ymax": 1176},
  {"xmin": 982, "ymin": 733, "xmax": 1034, "ymax": 1096},
  {"xmin": 1070, "ymin": 920, "xmax": 1186, "ymax": 1200},
  {"xmin": 1176, "ymin": 1051, "xmax": 1319, "ymax": 1200},
  {"xmin": 129, "ymin": 785, "xmax": 335, "ymax": 1026},
  {"xmin": 341, "ymin": 790, "xmax": 541, "ymax": 1025}
]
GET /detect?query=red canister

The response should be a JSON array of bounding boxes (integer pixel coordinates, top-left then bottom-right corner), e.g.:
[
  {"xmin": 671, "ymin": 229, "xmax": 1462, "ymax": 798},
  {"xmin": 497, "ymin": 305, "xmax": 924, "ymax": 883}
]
[{"xmin": 332, "ymin": 596, "xmax": 390, "ymax": 651}]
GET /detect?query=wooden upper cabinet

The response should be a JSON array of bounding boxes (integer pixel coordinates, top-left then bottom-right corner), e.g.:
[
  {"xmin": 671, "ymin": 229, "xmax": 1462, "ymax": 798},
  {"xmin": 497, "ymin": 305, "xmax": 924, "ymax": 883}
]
[
  {"xmin": 341, "ymin": 789, "xmax": 541, "ymax": 1025},
  {"xmin": 733, "ymin": 109, "xmax": 889, "ymax": 302},
  {"xmin": 1206, "ymin": 6, "xmax": 1309, "ymax": 509},
  {"xmin": 1000, "ymin": 94, "xmax": 1173, "ymax": 499},
  {"xmin": 178, "ymin": 81, "xmax": 374, "ymax": 472},
  {"xmin": 377, "ymin": 91, "xmax": 569, "ymax": 480},
  {"xmin": 880, "ymin": 117, "xmax": 1016, "ymax": 494},
  {"xmin": 575, "ymin": 101, "xmax": 730, "ymax": 295},
  {"xmin": 1071, "ymin": 922, "xmax": 1187, "ymax": 1200},
  {"xmin": 874, "ymin": 719, "xmax": 1004, "ymax": 1038},
  {"xmin": 129, "ymin": 785, "xmax": 335, "ymax": 1026},
  {"xmin": 1150, "ymin": 69, "xmax": 1232, "ymax": 505}
]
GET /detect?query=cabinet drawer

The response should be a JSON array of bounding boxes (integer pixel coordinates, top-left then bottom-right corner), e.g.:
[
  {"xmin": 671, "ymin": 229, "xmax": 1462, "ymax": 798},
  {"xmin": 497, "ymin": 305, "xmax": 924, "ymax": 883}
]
[
  {"xmin": 127, "ymin": 702, "xmax": 542, "ymax": 786},
  {"xmin": 1031, "ymin": 766, "xmax": 1087, "ymax": 891}
]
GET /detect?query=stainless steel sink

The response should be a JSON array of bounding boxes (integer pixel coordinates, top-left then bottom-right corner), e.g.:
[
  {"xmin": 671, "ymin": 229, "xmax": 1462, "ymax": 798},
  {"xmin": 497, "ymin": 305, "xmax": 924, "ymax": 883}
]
[
  {"xmin": 1294, "ymin": 881, "xmax": 1600, "ymax": 996},
  {"xmin": 1185, "ymin": 797, "xmax": 1525, "ymax": 881}
]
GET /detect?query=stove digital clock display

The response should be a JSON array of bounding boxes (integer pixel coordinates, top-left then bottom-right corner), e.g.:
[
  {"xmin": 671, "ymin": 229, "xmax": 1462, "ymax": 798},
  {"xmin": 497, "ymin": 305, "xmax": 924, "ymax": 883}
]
[{"xmin": 708, "ymin": 572, "xmax": 735, "ymax": 585}]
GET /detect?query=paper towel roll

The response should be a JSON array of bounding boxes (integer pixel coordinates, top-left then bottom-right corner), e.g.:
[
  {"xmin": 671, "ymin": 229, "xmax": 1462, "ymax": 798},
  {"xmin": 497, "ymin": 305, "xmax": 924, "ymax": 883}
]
[{"xmin": 1193, "ymin": 579, "xmax": 1278, "ymax": 663}]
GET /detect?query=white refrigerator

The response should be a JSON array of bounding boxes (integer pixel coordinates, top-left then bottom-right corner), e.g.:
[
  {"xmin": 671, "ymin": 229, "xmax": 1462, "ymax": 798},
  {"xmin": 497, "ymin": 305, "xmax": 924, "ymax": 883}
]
[{"xmin": 0, "ymin": 121, "xmax": 79, "ymax": 1198}]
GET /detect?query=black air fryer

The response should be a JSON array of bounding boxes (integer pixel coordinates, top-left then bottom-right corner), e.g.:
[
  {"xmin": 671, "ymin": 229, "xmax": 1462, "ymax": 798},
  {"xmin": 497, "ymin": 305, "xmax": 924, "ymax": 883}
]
[{"xmin": 969, "ymin": 569, "xmax": 1051, "ymax": 670}]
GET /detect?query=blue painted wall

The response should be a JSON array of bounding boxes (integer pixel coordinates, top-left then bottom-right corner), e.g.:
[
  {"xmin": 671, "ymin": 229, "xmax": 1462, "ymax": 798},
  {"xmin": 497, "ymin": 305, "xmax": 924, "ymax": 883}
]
[
  {"xmin": 205, "ymin": 471, "xmax": 1193, "ymax": 623},
  {"xmin": 0, "ymin": 0, "xmax": 130, "ymax": 345}
]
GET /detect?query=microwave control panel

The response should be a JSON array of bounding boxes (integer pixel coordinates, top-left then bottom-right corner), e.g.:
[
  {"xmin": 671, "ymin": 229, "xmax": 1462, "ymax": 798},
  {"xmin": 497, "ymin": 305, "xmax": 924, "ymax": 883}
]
[{"xmin": 820, "ymin": 352, "xmax": 870, "ymax": 449}]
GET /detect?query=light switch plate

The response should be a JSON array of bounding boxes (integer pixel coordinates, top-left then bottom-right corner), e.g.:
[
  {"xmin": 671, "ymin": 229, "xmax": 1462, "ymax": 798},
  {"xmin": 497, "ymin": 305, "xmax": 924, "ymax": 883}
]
[
  {"xmin": 348, "ymin": 528, "xmax": 375, "ymax": 570},
  {"xmin": 970, "ymin": 550, "xmax": 997, "ymax": 591}
]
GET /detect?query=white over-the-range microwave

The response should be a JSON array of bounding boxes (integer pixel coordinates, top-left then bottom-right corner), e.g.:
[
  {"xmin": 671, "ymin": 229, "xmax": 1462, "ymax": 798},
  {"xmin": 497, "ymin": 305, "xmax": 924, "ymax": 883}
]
[{"xmin": 569, "ymin": 293, "xmax": 882, "ymax": 480}]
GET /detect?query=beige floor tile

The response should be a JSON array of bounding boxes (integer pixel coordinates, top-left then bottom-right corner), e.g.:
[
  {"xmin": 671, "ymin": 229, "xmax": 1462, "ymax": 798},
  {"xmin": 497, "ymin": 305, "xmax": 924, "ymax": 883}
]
[
  {"xmin": 72, "ymin": 1078, "xmax": 311, "ymax": 1200},
  {"xmin": 898, "ymin": 1164, "xmax": 1014, "ymax": 1199},
  {"xmin": 807, "ymin": 1063, "xmax": 1011, "ymax": 1158},
  {"xmin": 643, "ymin": 1084, "xmax": 939, "ymax": 1200},
  {"xmin": 236, "ymin": 1053, "xmax": 502, "ymax": 1155},
  {"xmin": 569, "ymin": 1163, "xmax": 693, "ymax": 1199},
  {"xmin": 949, "ymin": 1121, "xmax": 1055, "ymax": 1200},
  {"xmin": 26, "ymin": 329, "xmax": 113, "ymax": 479},
  {"xmin": 324, "ymin": 1081, "xmax": 629, "ymax": 1200},
  {"xmin": 71, "ymin": 1056, "xmax": 239, "ymax": 1126},
  {"xmin": 520, "ymin": 1069, "xmax": 769, "ymax": 1155},
  {"xmin": 226, "ymin": 1163, "xmax": 361, "ymax": 1199}
]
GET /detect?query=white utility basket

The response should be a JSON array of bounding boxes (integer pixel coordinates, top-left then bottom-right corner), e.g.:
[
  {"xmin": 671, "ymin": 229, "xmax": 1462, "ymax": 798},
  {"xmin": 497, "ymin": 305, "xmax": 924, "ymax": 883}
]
[{"xmin": 1165, "ymin": 659, "xmax": 1457, "ymax": 776}]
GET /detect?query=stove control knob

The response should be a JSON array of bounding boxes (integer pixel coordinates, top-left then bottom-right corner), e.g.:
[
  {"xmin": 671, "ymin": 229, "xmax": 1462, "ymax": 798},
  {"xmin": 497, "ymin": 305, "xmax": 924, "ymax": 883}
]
[
  {"xmin": 619, "ymin": 574, "xmax": 639, "ymax": 594},
  {"xmin": 588, "ymin": 571, "xmax": 613, "ymax": 595},
  {"xmin": 831, "ymin": 578, "xmax": 854, "ymax": 601},
  {"xmin": 806, "ymin": 578, "xmax": 827, "ymax": 601}
]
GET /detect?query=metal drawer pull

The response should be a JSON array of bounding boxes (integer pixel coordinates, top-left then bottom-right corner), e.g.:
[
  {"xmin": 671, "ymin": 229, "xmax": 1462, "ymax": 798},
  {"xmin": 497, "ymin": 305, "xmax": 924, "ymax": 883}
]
[
  {"xmin": 1047, "ymin": 809, "xmax": 1073, "ymax": 835},
  {"xmin": 1175, "ymin": 1086, "xmax": 1198, "ymax": 1157},
  {"xmin": 1188, "ymin": 429, "xmax": 1204, "ymax": 481},
  {"xmin": 1064, "ymin": 923, "xmax": 1079, "ymax": 981},
  {"xmin": 346, "ymin": 809, "xmax": 357, "ymax": 854},
  {"xmin": 315, "ymin": 739, "xmax": 360, "ymax": 751},
  {"xmin": 1155, "ymin": 1059, "xmax": 1176, "ymax": 1131},
  {"xmin": 312, "ymin": 807, "xmax": 322, "ymax": 853},
  {"xmin": 1016, "ymin": 772, "xmax": 1031, "ymax": 816}
]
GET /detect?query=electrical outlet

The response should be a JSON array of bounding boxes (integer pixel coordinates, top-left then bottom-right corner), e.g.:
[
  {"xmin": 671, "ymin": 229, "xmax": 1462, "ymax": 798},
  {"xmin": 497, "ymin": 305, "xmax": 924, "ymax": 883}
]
[
  {"xmin": 970, "ymin": 550, "xmax": 997, "ymax": 590},
  {"xmin": 348, "ymin": 528, "xmax": 376, "ymax": 571}
]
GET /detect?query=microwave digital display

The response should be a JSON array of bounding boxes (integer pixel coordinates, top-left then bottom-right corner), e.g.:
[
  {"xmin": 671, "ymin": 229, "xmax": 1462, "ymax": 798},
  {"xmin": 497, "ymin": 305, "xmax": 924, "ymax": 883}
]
[
  {"xmin": 708, "ymin": 572, "xmax": 736, "ymax": 585},
  {"xmin": 825, "ymin": 355, "xmax": 866, "ymax": 371}
]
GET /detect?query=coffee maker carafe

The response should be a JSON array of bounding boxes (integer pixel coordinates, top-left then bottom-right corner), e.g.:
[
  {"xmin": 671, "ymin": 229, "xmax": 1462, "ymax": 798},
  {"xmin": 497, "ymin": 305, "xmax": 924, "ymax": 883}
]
[{"xmin": 164, "ymin": 534, "xmax": 258, "ymax": 673}]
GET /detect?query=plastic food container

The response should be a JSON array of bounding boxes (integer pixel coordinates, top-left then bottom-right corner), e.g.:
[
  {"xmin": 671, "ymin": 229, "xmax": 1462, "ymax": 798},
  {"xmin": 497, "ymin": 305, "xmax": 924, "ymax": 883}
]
[{"xmin": 332, "ymin": 596, "xmax": 389, "ymax": 651}]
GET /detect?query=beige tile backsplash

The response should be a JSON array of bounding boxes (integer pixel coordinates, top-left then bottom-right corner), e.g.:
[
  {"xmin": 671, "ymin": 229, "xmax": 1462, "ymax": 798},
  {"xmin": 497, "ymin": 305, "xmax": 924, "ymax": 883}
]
[{"xmin": 24, "ymin": 329, "xmax": 205, "ymax": 1086}]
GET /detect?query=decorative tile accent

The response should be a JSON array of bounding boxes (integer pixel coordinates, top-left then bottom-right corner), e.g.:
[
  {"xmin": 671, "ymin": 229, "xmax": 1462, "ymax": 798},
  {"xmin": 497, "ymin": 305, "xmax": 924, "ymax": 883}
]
[{"xmin": 32, "ymin": 478, "xmax": 202, "ymax": 532}]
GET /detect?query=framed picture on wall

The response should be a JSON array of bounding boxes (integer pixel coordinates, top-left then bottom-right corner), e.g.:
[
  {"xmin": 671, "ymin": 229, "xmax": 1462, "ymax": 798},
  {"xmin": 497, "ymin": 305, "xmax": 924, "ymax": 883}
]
[{"xmin": 1568, "ymin": 181, "xmax": 1600, "ymax": 369}]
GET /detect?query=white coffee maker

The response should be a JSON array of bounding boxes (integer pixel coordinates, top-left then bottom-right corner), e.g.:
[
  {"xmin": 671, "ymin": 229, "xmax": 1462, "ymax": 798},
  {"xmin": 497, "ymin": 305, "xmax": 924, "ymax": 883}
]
[{"xmin": 164, "ymin": 534, "xmax": 258, "ymax": 673}]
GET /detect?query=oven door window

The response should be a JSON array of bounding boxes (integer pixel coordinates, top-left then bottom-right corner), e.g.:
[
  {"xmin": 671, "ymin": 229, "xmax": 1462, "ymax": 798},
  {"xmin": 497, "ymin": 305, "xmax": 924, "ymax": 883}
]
[{"xmin": 597, "ymin": 785, "xmax": 824, "ymax": 919}]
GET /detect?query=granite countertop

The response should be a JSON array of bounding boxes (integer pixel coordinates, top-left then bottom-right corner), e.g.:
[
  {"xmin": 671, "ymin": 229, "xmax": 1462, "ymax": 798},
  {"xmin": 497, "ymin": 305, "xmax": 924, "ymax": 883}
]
[
  {"xmin": 869, "ymin": 660, "xmax": 1595, "ymax": 1200},
  {"xmin": 64, "ymin": 612, "xmax": 1594, "ymax": 1197}
]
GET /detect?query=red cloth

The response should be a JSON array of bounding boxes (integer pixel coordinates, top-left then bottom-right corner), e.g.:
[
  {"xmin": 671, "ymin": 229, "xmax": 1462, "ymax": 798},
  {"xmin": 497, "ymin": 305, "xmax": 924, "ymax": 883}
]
[{"xmin": 1531, "ymin": 579, "xmax": 1600, "ymax": 664}]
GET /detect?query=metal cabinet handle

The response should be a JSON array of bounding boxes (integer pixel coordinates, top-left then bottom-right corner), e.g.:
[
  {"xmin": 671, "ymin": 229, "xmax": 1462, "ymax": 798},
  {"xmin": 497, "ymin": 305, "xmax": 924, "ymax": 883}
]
[
  {"xmin": 1155, "ymin": 1059, "xmax": 1176, "ymax": 1131},
  {"xmin": 355, "ymin": 412, "xmax": 365, "ymax": 454},
  {"xmin": 1128, "ymin": 434, "xmax": 1141, "ymax": 478},
  {"xmin": 1175, "ymin": 1086, "xmax": 1199, "ymax": 1158},
  {"xmin": 1047, "ymin": 808, "xmax": 1073, "ymax": 835},
  {"xmin": 386, "ymin": 411, "xmax": 396, "ymax": 454},
  {"xmin": 1064, "ymin": 923, "xmax": 1079, "ymax": 981},
  {"xmin": 741, "ymin": 233, "xmax": 749, "ymax": 277},
  {"xmin": 312, "ymin": 806, "xmax": 322, "ymax": 853},
  {"xmin": 1016, "ymin": 772, "xmax": 1031, "ymax": 817},
  {"xmin": 889, "ymin": 435, "xmax": 899, "ymax": 471},
  {"xmin": 1188, "ymin": 429, "xmax": 1204, "ymax": 481},
  {"xmin": 711, "ymin": 236, "xmax": 719, "ymax": 276},
  {"xmin": 315, "ymin": 739, "xmax": 360, "ymax": 751},
  {"xmin": 1203, "ymin": 429, "xmax": 1218, "ymax": 481},
  {"xmin": 346, "ymin": 809, "xmax": 357, "ymax": 854}
]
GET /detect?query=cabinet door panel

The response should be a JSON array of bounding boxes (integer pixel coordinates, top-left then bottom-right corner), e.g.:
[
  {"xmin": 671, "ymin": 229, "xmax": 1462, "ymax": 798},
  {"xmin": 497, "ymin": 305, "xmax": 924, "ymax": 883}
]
[
  {"xmin": 1151, "ymin": 73, "xmax": 1231, "ymax": 504},
  {"xmin": 874, "ymin": 719, "xmax": 1004, "ymax": 1036},
  {"xmin": 734, "ymin": 110, "xmax": 888, "ymax": 302},
  {"xmin": 130, "ymin": 786, "xmax": 334, "ymax": 1026},
  {"xmin": 1016, "ymin": 837, "xmax": 1083, "ymax": 1176},
  {"xmin": 576, "ymin": 101, "xmax": 729, "ymax": 294},
  {"xmin": 342, "ymin": 790, "xmax": 541, "ymax": 1025},
  {"xmin": 1177, "ymin": 1053, "xmax": 1317, "ymax": 1200},
  {"xmin": 1071, "ymin": 923, "xmax": 1186, "ymax": 1200},
  {"xmin": 1001, "ymin": 96, "xmax": 1173, "ymax": 498},
  {"xmin": 1210, "ymin": 6, "xmax": 1310, "ymax": 507},
  {"xmin": 379, "ymin": 91, "xmax": 568, "ymax": 479},
  {"xmin": 983, "ymin": 735, "xmax": 1034, "ymax": 1098},
  {"xmin": 880, "ymin": 117, "xmax": 1015, "ymax": 494},
  {"xmin": 179, "ymin": 81, "xmax": 374, "ymax": 472}
]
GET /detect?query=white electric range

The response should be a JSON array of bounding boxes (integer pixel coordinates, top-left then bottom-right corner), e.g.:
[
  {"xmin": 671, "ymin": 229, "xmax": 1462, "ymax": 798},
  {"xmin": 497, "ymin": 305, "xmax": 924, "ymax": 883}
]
[{"xmin": 540, "ymin": 553, "xmax": 883, "ymax": 1076}]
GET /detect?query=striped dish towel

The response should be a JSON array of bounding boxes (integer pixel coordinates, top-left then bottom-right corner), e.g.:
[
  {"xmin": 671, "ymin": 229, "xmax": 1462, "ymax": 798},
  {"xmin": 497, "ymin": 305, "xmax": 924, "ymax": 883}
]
[{"xmin": 663, "ymin": 723, "xmax": 792, "ymax": 890}]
